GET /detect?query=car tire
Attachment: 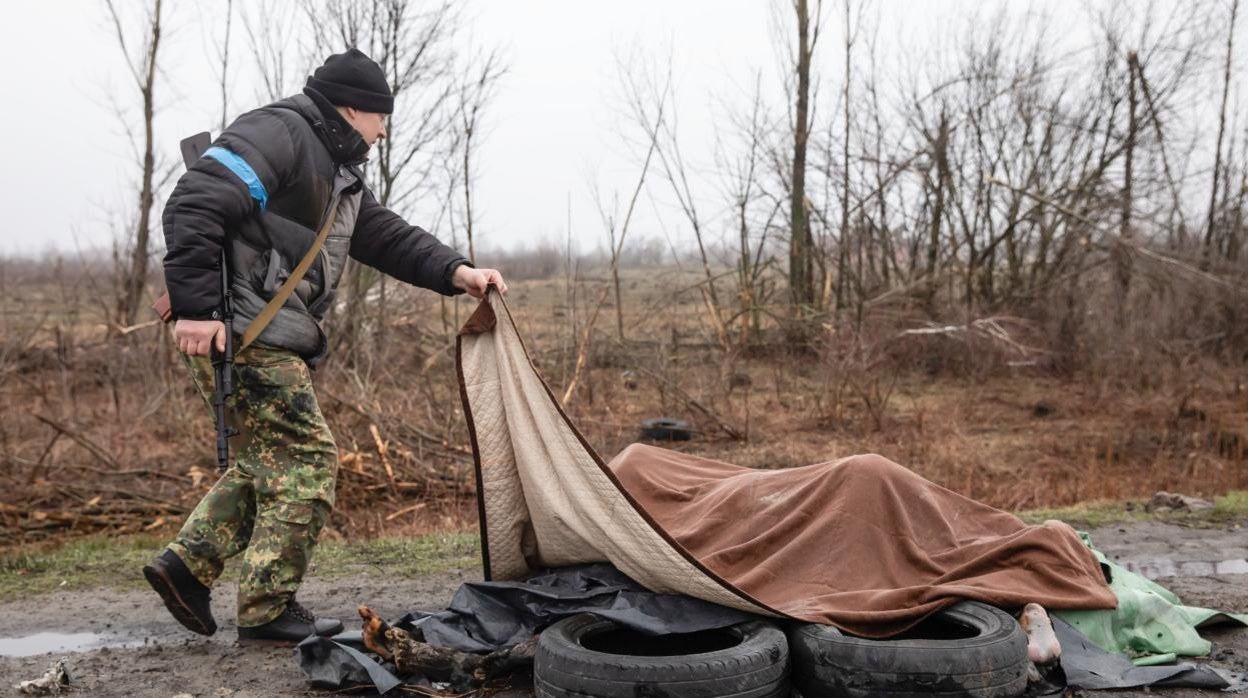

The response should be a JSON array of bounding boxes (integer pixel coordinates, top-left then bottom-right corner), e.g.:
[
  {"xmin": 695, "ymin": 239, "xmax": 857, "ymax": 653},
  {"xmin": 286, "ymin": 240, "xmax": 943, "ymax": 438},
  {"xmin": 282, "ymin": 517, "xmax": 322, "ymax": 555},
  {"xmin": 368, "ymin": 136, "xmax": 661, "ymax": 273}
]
[
  {"xmin": 535, "ymin": 614, "xmax": 790, "ymax": 697},
  {"xmin": 640, "ymin": 417, "xmax": 693, "ymax": 441},
  {"xmin": 788, "ymin": 600, "xmax": 1028, "ymax": 697}
]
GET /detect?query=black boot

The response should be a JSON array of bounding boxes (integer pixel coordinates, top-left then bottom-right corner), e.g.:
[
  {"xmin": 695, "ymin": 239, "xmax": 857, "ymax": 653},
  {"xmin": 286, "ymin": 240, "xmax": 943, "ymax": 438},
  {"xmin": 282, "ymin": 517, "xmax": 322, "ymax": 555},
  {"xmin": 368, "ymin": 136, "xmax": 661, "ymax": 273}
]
[
  {"xmin": 143, "ymin": 549, "xmax": 217, "ymax": 636},
  {"xmin": 237, "ymin": 598, "xmax": 343, "ymax": 644}
]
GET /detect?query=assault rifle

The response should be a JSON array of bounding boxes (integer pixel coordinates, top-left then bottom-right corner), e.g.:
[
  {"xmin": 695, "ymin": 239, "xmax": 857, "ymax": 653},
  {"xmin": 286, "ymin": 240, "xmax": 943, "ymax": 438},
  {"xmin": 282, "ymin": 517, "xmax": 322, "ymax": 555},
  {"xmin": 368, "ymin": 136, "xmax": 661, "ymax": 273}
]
[{"xmin": 179, "ymin": 132, "xmax": 238, "ymax": 472}]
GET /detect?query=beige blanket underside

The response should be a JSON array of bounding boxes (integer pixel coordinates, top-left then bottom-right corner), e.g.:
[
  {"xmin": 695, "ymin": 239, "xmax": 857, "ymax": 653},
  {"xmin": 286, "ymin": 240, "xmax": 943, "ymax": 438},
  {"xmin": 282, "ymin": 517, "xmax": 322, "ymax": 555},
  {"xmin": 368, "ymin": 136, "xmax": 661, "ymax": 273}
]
[{"xmin": 457, "ymin": 293, "xmax": 772, "ymax": 616}]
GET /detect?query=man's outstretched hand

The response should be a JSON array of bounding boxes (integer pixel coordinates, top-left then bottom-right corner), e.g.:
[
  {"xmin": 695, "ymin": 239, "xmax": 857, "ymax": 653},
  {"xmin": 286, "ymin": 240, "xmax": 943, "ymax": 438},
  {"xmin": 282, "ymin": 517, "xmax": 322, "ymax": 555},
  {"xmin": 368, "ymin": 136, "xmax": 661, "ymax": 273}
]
[{"xmin": 452, "ymin": 265, "xmax": 508, "ymax": 299}]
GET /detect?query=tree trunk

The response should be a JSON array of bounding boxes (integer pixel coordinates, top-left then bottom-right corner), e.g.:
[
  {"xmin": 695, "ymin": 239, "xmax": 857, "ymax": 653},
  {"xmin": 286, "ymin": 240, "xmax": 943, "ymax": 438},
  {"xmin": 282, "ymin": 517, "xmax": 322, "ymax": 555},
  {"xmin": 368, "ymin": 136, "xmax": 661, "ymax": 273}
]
[
  {"xmin": 1230, "ymin": 173, "xmax": 1246, "ymax": 261},
  {"xmin": 738, "ymin": 197, "xmax": 755, "ymax": 345},
  {"xmin": 1205, "ymin": 0, "xmax": 1239, "ymax": 258},
  {"xmin": 840, "ymin": 0, "xmax": 852, "ymax": 315},
  {"xmin": 1116, "ymin": 51, "xmax": 1138, "ymax": 326},
  {"xmin": 789, "ymin": 0, "xmax": 815, "ymax": 311},
  {"xmin": 463, "ymin": 123, "xmax": 476, "ymax": 264},
  {"xmin": 219, "ymin": 0, "xmax": 233, "ymax": 131},
  {"xmin": 924, "ymin": 111, "xmax": 949, "ymax": 318},
  {"xmin": 115, "ymin": 0, "xmax": 163, "ymax": 331}
]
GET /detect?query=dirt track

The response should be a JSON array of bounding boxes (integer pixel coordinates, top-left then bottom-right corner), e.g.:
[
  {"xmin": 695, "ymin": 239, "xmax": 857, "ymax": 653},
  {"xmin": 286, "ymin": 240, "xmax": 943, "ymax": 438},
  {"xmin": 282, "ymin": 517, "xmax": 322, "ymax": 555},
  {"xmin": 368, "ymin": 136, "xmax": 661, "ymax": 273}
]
[{"xmin": 0, "ymin": 520, "xmax": 1244, "ymax": 697}]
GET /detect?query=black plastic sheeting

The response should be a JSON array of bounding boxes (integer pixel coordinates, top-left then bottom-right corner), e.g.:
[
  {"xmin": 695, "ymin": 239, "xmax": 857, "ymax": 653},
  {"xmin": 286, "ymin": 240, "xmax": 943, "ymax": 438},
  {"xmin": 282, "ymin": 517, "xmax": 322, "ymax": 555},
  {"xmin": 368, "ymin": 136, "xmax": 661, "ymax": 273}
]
[
  {"xmin": 298, "ymin": 633, "xmax": 410, "ymax": 695},
  {"xmin": 298, "ymin": 563, "xmax": 754, "ymax": 693},
  {"xmin": 396, "ymin": 563, "xmax": 757, "ymax": 653},
  {"xmin": 297, "ymin": 563, "xmax": 1245, "ymax": 695},
  {"xmin": 1054, "ymin": 616, "xmax": 1245, "ymax": 692}
]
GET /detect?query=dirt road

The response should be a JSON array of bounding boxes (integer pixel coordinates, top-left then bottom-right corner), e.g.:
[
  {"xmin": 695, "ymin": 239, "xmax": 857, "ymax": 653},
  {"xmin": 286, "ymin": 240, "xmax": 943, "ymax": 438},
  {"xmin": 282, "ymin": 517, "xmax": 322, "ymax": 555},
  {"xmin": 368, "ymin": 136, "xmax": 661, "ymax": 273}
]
[{"xmin": 1, "ymin": 520, "xmax": 1244, "ymax": 697}]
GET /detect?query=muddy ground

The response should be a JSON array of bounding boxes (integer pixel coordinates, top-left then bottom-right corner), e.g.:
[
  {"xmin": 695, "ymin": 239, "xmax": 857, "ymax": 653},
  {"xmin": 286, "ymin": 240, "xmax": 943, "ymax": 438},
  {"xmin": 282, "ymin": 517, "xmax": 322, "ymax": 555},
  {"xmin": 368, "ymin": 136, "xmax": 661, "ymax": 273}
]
[{"xmin": 0, "ymin": 520, "xmax": 1244, "ymax": 697}]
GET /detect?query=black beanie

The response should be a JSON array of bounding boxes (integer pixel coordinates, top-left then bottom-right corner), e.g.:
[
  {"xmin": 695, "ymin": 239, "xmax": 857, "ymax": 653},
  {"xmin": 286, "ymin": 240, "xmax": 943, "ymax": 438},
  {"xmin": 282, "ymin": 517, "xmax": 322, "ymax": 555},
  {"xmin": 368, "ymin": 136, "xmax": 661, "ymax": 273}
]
[{"xmin": 305, "ymin": 48, "xmax": 394, "ymax": 114}]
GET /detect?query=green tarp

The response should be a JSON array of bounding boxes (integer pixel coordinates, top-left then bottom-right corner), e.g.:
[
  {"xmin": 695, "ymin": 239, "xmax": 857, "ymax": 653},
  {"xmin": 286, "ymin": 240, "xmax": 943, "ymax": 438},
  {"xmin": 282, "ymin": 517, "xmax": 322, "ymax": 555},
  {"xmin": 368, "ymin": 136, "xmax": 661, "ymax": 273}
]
[{"xmin": 1057, "ymin": 534, "xmax": 1248, "ymax": 664}]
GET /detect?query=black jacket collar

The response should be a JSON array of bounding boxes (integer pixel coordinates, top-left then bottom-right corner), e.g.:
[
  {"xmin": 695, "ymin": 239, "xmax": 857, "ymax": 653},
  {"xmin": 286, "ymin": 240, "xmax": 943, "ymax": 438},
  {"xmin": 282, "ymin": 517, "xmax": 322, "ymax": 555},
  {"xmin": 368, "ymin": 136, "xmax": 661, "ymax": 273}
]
[{"xmin": 294, "ymin": 87, "xmax": 372, "ymax": 166}]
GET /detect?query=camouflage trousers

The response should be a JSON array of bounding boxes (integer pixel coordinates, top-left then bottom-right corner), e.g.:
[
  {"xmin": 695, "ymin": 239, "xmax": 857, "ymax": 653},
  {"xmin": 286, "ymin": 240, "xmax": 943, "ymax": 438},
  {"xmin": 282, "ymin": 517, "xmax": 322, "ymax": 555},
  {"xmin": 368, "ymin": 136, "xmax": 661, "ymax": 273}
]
[{"xmin": 166, "ymin": 343, "xmax": 337, "ymax": 627}]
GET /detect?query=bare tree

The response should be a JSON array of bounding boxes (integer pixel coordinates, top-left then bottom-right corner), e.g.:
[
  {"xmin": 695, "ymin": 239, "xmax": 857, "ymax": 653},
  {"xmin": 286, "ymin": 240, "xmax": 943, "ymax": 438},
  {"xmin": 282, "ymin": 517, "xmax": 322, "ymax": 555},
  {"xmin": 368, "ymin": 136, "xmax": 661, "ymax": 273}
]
[
  {"xmin": 217, "ymin": 0, "xmax": 234, "ymax": 130},
  {"xmin": 105, "ymin": 0, "xmax": 164, "ymax": 331},
  {"xmin": 561, "ymin": 88, "xmax": 667, "ymax": 407},
  {"xmin": 837, "ymin": 0, "xmax": 854, "ymax": 313},
  {"xmin": 240, "ymin": 0, "xmax": 311, "ymax": 103},
  {"xmin": 456, "ymin": 49, "xmax": 506, "ymax": 264},
  {"xmin": 1116, "ymin": 50, "xmax": 1139, "ymax": 325},
  {"xmin": 620, "ymin": 52, "xmax": 733, "ymax": 349},
  {"xmin": 1205, "ymin": 0, "xmax": 1239, "ymax": 258},
  {"xmin": 588, "ymin": 182, "xmax": 627, "ymax": 343},
  {"xmin": 788, "ymin": 0, "xmax": 822, "ymax": 313},
  {"xmin": 717, "ymin": 76, "xmax": 782, "ymax": 347}
]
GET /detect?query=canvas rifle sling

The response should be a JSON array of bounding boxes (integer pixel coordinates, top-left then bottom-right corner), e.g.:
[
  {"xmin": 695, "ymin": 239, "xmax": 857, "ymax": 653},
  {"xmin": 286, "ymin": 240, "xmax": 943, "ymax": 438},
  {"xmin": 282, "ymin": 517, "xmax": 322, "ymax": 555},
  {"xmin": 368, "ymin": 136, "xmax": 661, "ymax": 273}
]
[{"xmin": 238, "ymin": 205, "xmax": 339, "ymax": 352}]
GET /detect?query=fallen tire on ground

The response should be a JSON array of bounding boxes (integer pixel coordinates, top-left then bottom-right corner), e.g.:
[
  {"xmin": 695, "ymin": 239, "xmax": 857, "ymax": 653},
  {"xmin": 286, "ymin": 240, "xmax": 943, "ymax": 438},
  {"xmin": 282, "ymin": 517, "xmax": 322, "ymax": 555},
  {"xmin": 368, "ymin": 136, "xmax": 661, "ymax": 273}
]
[
  {"xmin": 639, "ymin": 417, "xmax": 693, "ymax": 441},
  {"xmin": 788, "ymin": 600, "xmax": 1029, "ymax": 697},
  {"xmin": 535, "ymin": 614, "xmax": 790, "ymax": 697}
]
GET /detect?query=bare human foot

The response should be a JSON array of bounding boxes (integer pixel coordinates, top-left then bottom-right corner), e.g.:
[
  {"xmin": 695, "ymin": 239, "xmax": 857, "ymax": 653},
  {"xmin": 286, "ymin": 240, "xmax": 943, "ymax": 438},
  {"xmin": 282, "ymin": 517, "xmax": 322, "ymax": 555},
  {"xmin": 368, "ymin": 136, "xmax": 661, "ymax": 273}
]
[{"xmin": 1019, "ymin": 602, "xmax": 1061, "ymax": 664}]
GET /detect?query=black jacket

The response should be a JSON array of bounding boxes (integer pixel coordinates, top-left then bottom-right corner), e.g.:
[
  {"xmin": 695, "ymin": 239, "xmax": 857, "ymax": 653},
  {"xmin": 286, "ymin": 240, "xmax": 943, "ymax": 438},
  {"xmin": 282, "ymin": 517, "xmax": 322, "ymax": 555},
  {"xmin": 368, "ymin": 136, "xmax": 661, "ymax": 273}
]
[{"xmin": 161, "ymin": 88, "xmax": 468, "ymax": 359}]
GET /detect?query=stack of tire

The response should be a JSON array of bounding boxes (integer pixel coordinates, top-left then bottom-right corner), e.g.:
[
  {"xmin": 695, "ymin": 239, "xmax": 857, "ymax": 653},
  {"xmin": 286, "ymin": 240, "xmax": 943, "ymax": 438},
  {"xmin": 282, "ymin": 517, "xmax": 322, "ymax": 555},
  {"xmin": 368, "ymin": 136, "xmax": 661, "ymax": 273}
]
[{"xmin": 534, "ymin": 601, "xmax": 1030, "ymax": 697}]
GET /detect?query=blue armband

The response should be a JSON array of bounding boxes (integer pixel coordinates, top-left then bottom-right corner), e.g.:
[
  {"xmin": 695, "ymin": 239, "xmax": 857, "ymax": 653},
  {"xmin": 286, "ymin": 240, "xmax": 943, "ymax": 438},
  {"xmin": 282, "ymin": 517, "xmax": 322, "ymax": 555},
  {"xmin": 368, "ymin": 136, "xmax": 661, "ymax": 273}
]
[{"xmin": 203, "ymin": 146, "xmax": 269, "ymax": 211}]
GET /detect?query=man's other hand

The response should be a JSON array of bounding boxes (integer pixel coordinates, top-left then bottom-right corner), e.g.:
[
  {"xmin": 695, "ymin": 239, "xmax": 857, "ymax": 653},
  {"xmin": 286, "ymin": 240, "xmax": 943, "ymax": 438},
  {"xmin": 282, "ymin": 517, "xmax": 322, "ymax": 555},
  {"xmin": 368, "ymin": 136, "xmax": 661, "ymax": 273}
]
[
  {"xmin": 175, "ymin": 319, "xmax": 227, "ymax": 356},
  {"xmin": 453, "ymin": 265, "xmax": 508, "ymax": 299}
]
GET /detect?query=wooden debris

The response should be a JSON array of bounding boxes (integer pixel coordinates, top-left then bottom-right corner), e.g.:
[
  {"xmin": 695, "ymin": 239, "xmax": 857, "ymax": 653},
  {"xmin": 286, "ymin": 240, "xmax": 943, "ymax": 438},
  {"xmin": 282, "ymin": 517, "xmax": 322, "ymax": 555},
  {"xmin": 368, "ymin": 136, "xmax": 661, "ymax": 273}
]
[
  {"xmin": 359, "ymin": 604, "xmax": 396, "ymax": 661},
  {"xmin": 357, "ymin": 605, "xmax": 538, "ymax": 692},
  {"xmin": 370, "ymin": 424, "xmax": 399, "ymax": 494},
  {"xmin": 34, "ymin": 414, "xmax": 120, "ymax": 469},
  {"xmin": 385, "ymin": 502, "xmax": 427, "ymax": 522}
]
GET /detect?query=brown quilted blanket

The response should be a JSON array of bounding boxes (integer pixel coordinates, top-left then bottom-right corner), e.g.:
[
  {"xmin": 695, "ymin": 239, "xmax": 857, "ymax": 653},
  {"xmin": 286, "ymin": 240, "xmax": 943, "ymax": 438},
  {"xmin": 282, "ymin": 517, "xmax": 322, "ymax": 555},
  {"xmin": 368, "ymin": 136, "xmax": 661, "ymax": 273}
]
[{"xmin": 456, "ymin": 292, "xmax": 1116, "ymax": 637}]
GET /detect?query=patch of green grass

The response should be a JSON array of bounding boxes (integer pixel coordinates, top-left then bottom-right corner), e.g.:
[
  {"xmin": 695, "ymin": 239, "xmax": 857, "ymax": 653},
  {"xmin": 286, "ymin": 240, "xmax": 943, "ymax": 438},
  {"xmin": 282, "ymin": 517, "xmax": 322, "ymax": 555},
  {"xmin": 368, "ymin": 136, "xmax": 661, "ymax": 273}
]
[
  {"xmin": 0, "ymin": 534, "xmax": 168, "ymax": 602},
  {"xmin": 310, "ymin": 532, "xmax": 481, "ymax": 579},
  {"xmin": 1018, "ymin": 500, "xmax": 1150, "ymax": 527},
  {"xmin": 0, "ymin": 532, "xmax": 481, "ymax": 604},
  {"xmin": 1018, "ymin": 490, "xmax": 1248, "ymax": 528},
  {"xmin": 1213, "ymin": 490, "xmax": 1248, "ymax": 518}
]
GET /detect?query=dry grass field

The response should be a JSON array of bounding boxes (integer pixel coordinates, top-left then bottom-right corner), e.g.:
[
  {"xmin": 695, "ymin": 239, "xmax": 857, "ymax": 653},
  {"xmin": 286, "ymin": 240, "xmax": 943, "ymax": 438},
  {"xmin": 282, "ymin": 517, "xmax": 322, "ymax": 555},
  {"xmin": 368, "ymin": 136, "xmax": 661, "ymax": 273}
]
[{"xmin": 1, "ymin": 262, "xmax": 1246, "ymax": 550}]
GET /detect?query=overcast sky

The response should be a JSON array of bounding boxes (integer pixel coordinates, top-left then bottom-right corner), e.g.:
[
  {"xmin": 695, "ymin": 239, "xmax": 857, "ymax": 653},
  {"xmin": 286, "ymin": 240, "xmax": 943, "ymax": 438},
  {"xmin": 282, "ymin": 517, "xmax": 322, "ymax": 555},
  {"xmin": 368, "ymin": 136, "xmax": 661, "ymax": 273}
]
[{"xmin": 0, "ymin": 0, "xmax": 1171, "ymax": 261}]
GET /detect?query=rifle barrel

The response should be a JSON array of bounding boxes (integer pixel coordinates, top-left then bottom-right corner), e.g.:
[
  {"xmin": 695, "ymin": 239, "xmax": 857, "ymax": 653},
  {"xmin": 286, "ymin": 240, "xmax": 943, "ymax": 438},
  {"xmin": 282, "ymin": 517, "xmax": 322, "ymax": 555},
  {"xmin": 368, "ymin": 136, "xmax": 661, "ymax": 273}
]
[{"xmin": 211, "ymin": 245, "xmax": 237, "ymax": 472}]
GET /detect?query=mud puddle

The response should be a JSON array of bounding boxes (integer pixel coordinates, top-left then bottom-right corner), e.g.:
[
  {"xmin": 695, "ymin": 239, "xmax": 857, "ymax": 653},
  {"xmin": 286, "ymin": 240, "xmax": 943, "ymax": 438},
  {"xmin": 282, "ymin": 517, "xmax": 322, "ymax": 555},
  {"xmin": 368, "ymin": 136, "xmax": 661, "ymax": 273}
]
[
  {"xmin": 1120, "ymin": 558, "xmax": 1248, "ymax": 579},
  {"xmin": 0, "ymin": 631, "xmax": 146, "ymax": 657}
]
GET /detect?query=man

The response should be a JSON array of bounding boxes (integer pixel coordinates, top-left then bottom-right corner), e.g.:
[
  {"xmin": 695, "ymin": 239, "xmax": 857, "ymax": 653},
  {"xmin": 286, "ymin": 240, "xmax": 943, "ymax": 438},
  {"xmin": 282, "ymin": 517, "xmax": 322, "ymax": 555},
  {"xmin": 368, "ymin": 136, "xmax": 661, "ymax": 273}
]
[{"xmin": 143, "ymin": 48, "xmax": 507, "ymax": 644}]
